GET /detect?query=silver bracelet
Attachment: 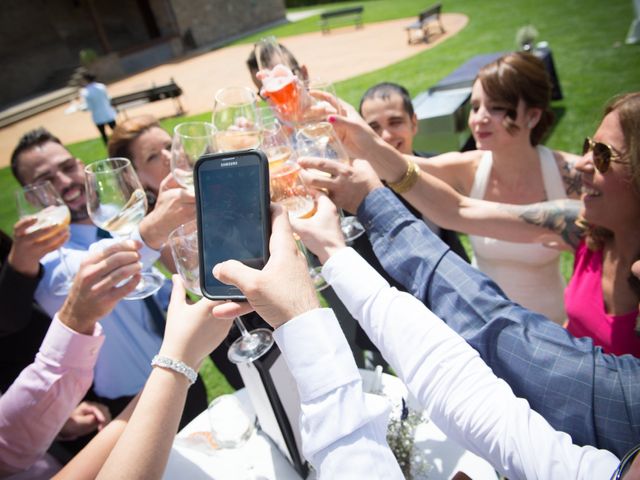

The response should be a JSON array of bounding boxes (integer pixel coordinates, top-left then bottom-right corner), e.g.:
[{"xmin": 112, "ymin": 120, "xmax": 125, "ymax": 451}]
[{"xmin": 151, "ymin": 355, "xmax": 197, "ymax": 385}]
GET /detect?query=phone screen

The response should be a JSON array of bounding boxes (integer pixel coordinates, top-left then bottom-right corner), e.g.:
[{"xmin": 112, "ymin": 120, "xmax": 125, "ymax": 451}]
[{"xmin": 195, "ymin": 151, "xmax": 269, "ymax": 299}]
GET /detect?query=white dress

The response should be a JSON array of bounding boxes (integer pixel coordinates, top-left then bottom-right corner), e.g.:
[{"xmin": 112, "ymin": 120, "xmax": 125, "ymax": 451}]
[{"xmin": 468, "ymin": 146, "xmax": 567, "ymax": 324}]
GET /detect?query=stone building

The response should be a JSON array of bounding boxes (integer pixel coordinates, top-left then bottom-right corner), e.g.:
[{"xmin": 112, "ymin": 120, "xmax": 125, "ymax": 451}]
[{"xmin": 1, "ymin": 0, "xmax": 286, "ymax": 108}]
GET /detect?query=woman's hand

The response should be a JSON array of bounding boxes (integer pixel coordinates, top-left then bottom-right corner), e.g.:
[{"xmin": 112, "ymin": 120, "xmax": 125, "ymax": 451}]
[
  {"xmin": 8, "ymin": 217, "xmax": 69, "ymax": 277},
  {"xmin": 158, "ymin": 277, "xmax": 251, "ymax": 370}
]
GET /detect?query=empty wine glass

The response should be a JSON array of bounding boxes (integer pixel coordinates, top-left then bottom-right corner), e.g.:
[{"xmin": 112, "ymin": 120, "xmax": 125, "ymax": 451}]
[
  {"xmin": 168, "ymin": 220, "xmax": 275, "ymax": 364},
  {"xmin": 208, "ymin": 394, "xmax": 255, "ymax": 448},
  {"xmin": 254, "ymin": 36, "xmax": 294, "ymax": 72},
  {"xmin": 171, "ymin": 122, "xmax": 216, "ymax": 193},
  {"xmin": 295, "ymin": 122, "xmax": 366, "ymax": 242},
  {"xmin": 301, "ymin": 78, "xmax": 339, "ymax": 124},
  {"xmin": 212, "ymin": 87, "xmax": 261, "ymax": 152},
  {"xmin": 84, "ymin": 157, "xmax": 165, "ymax": 300},
  {"xmin": 15, "ymin": 181, "xmax": 73, "ymax": 295}
]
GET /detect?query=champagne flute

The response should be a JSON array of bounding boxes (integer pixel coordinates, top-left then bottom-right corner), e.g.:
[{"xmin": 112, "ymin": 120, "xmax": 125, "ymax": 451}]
[
  {"xmin": 15, "ymin": 181, "xmax": 73, "ymax": 295},
  {"xmin": 84, "ymin": 157, "xmax": 165, "ymax": 300},
  {"xmin": 212, "ymin": 87, "xmax": 261, "ymax": 152},
  {"xmin": 260, "ymin": 117, "xmax": 294, "ymax": 173},
  {"xmin": 168, "ymin": 220, "xmax": 275, "ymax": 364},
  {"xmin": 170, "ymin": 122, "xmax": 216, "ymax": 193},
  {"xmin": 267, "ymin": 147, "xmax": 329, "ymax": 292},
  {"xmin": 295, "ymin": 122, "xmax": 366, "ymax": 242}
]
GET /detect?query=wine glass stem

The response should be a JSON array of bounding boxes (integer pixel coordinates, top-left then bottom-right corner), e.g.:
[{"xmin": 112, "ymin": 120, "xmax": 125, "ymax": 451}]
[{"xmin": 234, "ymin": 317, "xmax": 251, "ymax": 338}]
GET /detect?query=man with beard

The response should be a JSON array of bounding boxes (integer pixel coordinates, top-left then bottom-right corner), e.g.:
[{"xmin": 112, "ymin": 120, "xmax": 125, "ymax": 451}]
[{"xmin": 9, "ymin": 128, "xmax": 208, "ymax": 431}]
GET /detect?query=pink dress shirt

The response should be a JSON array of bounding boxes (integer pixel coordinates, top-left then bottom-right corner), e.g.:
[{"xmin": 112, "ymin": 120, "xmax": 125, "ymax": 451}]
[
  {"xmin": 0, "ymin": 316, "xmax": 104, "ymax": 476},
  {"xmin": 565, "ymin": 241, "xmax": 640, "ymax": 356}
]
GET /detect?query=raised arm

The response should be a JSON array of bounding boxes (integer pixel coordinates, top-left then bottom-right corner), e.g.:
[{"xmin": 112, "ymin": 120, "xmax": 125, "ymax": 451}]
[
  {"xmin": 299, "ymin": 150, "xmax": 583, "ymax": 250},
  {"xmin": 322, "ymin": 246, "xmax": 619, "ymax": 479},
  {"xmin": 211, "ymin": 205, "xmax": 403, "ymax": 478},
  {"xmin": 0, "ymin": 241, "xmax": 142, "ymax": 475},
  {"xmin": 292, "ymin": 194, "xmax": 640, "ymax": 459},
  {"xmin": 0, "ymin": 219, "xmax": 68, "ymax": 336}
]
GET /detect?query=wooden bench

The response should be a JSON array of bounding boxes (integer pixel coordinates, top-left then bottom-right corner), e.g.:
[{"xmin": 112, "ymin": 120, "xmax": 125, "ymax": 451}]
[
  {"xmin": 111, "ymin": 79, "xmax": 184, "ymax": 118},
  {"xmin": 405, "ymin": 3, "xmax": 445, "ymax": 44},
  {"xmin": 320, "ymin": 6, "xmax": 364, "ymax": 34}
]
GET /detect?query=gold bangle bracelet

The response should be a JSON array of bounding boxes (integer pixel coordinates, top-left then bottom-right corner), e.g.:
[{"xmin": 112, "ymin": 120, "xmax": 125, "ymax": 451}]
[{"xmin": 388, "ymin": 160, "xmax": 420, "ymax": 194}]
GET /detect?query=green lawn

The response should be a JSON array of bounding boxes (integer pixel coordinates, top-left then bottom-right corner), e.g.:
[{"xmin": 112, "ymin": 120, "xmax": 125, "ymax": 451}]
[{"xmin": 2, "ymin": 0, "xmax": 637, "ymax": 398}]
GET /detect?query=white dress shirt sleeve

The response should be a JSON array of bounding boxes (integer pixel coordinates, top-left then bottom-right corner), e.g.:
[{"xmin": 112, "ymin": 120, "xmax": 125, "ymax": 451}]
[
  {"xmin": 322, "ymin": 247, "xmax": 619, "ymax": 480},
  {"xmin": 273, "ymin": 308, "xmax": 403, "ymax": 479}
]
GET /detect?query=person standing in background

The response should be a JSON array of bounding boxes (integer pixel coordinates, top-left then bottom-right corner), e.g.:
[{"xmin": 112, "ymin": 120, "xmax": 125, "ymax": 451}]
[{"xmin": 81, "ymin": 73, "xmax": 117, "ymax": 145}]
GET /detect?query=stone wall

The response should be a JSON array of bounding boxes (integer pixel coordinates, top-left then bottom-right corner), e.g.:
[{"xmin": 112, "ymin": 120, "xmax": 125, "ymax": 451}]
[
  {"xmin": 0, "ymin": 0, "xmax": 286, "ymax": 108},
  {"xmin": 169, "ymin": 0, "xmax": 286, "ymax": 48}
]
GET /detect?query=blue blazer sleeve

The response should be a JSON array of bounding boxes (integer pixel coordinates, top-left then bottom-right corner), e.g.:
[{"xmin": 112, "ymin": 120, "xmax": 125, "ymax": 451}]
[{"xmin": 357, "ymin": 186, "xmax": 640, "ymax": 459}]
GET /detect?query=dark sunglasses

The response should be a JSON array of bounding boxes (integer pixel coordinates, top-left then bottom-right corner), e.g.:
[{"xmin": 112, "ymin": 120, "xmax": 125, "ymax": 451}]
[
  {"xmin": 583, "ymin": 137, "xmax": 627, "ymax": 173},
  {"xmin": 611, "ymin": 443, "xmax": 640, "ymax": 479}
]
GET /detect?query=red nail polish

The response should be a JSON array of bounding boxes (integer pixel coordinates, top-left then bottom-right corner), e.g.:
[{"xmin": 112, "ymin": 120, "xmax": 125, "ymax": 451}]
[{"xmin": 328, "ymin": 115, "xmax": 336, "ymax": 124}]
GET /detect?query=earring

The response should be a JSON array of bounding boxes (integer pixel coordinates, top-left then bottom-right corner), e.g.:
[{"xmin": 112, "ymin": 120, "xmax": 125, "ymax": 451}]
[{"xmin": 527, "ymin": 120, "xmax": 534, "ymax": 129}]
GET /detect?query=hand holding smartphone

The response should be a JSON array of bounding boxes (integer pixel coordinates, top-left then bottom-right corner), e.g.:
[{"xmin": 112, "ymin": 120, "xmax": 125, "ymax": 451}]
[{"xmin": 194, "ymin": 149, "xmax": 271, "ymax": 300}]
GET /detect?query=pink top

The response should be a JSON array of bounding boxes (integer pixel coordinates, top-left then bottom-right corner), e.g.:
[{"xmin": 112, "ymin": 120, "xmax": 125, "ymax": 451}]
[
  {"xmin": 565, "ymin": 241, "xmax": 640, "ymax": 356},
  {"xmin": 0, "ymin": 316, "xmax": 104, "ymax": 476}
]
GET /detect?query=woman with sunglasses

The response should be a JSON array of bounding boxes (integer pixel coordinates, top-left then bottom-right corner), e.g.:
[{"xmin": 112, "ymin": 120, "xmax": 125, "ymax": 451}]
[{"xmin": 307, "ymin": 91, "xmax": 640, "ymax": 357}]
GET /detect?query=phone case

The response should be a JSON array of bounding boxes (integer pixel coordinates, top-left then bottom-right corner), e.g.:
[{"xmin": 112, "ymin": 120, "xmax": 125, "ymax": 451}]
[{"xmin": 194, "ymin": 149, "xmax": 271, "ymax": 300}]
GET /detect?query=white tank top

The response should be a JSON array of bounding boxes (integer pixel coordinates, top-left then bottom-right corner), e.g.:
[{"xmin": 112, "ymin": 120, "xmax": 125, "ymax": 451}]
[{"xmin": 468, "ymin": 146, "xmax": 567, "ymax": 324}]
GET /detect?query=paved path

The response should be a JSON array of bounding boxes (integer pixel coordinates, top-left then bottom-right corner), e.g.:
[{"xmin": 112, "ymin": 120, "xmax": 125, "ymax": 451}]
[{"xmin": 0, "ymin": 14, "xmax": 467, "ymax": 167}]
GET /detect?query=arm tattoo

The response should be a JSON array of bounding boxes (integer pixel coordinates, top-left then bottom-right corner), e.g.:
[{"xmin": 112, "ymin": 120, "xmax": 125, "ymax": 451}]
[
  {"xmin": 505, "ymin": 199, "xmax": 584, "ymax": 249},
  {"xmin": 560, "ymin": 159, "xmax": 583, "ymax": 197}
]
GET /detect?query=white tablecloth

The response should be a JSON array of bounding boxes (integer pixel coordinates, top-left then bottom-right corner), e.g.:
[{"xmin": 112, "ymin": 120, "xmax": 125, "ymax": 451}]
[{"xmin": 164, "ymin": 370, "xmax": 497, "ymax": 479}]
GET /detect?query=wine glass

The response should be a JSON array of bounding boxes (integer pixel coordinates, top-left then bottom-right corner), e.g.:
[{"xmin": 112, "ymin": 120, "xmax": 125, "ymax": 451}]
[
  {"xmin": 15, "ymin": 181, "xmax": 73, "ymax": 295},
  {"xmin": 254, "ymin": 36, "xmax": 293, "ymax": 72},
  {"xmin": 207, "ymin": 394, "xmax": 255, "ymax": 448},
  {"xmin": 295, "ymin": 122, "xmax": 366, "ymax": 242},
  {"xmin": 171, "ymin": 122, "xmax": 216, "ymax": 193},
  {"xmin": 212, "ymin": 87, "xmax": 261, "ymax": 152},
  {"xmin": 84, "ymin": 157, "xmax": 165, "ymax": 300},
  {"xmin": 260, "ymin": 118, "xmax": 294, "ymax": 173},
  {"xmin": 268, "ymin": 148, "xmax": 329, "ymax": 292},
  {"xmin": 167, "ymin": 220, "xmax": 275, "ymax": 364},
  {"xmin": 301, "ymin": 78, "xmax": 339, "ymax": 125}
]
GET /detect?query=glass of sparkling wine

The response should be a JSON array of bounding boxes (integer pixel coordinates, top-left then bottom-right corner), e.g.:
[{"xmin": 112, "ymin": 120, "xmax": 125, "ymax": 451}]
[
  {"xmin": 168, "ymin": 220, "xmax": 274, "ymax": 364},
  {"xmin": 212, "ymin": 87, "xmax": 261, "ymax": 152},
  {"xmin": 171, "ymin": 122, "xmax": 216, "ymax": 193},
  {"xmin": 84, "ymin": 158, "xmax": 164, "ymax": 300},
  {"xmin": 15, "ymin": 181, "xmax": 73, "ymax": 295},
  {"xmin": 269, "ymin": 157, "xmax": 329, "ymax": 292},
  {"xmin": 296, "ymin": 121, "xmax": 366, "ymax": 243}
]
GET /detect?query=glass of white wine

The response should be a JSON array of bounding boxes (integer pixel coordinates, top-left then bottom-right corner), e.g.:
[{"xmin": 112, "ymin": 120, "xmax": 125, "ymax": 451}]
[
  {"xmin": 15, "ymin": 181, "xmax": 73, "ymax": 295},
  {"xmin": 84, "ymin": 157, "xmax": 165, "ymax": 300},
  {"xmin": 296, "ymin": 121, "xmax": 366, "ymax": 243},
  {"xmin": 212, "ymin": 87, "xmax": 261, "ymax": 152},
  {"xmin": 171, "ymin": 122, "xmax": 216, "ymax": 193}
]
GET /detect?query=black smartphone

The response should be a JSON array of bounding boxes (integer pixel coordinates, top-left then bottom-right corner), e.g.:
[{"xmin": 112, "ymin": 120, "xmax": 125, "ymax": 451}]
[{"xmin": 194, "ymin": 149, "xmax": 270, "ymax": 300}]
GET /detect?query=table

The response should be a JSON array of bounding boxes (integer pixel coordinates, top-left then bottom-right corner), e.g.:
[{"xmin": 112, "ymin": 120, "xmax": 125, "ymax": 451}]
[{"xmin": 164, "ymin": 370, "xmax": 497, "ymax": 479}]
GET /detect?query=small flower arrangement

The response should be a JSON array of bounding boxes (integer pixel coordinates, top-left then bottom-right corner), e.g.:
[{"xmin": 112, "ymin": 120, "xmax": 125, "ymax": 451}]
[{"xmin": 386, "ymin": 399, "xmax": 431, "ymax": 479}]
